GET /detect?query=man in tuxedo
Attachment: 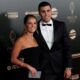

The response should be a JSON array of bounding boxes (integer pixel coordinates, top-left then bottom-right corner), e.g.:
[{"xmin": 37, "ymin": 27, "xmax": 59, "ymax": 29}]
[{"xmin": 34, "ymin": 1, "xmax": 72, "ymax": 80}]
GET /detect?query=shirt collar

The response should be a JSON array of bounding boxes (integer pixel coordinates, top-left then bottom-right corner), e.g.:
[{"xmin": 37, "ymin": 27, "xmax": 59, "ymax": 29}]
[{"xmin": 40, "ymin": 19, "xmax": 53, "ymax": 25}]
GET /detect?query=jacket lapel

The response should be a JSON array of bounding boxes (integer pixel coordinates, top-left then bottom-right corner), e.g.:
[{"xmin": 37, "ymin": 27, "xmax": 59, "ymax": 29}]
[
  {"xmin": 37, "ymin": 19, "xmax": 58, "ymax": 51},
  {"xmin": 37, "ymin": 21, "xmax": 49, "ymax": 51},
  {"xmin": 51, "ymin": 19, "xmax": 58, "ymax": 50}
]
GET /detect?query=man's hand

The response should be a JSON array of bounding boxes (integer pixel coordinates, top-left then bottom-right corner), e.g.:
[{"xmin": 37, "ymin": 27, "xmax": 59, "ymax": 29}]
[{"xmin": 64, "ymin": 68, "xmax": 72, "ymax": 79}]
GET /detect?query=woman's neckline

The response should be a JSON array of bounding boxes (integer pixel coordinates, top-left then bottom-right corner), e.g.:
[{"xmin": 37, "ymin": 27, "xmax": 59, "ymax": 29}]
[{"xmin": 21, "ymin": 46, "xmax": 39, "ymax": 51}]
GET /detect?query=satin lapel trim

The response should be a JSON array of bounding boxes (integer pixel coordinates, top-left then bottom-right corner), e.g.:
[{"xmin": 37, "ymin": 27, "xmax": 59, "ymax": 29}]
[
  {"xmin": 51, "ymin": 19, "xmax": 57, "ymax": 50},
  {"xmin": 37, "ymin": 22, "xmax": 49, "ymax": 50}
]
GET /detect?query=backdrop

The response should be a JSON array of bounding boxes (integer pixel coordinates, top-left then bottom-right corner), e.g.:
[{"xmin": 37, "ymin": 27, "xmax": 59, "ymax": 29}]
[{"xmin": 0, "ymin": 0, "xmax": 80, "ymax": 80}]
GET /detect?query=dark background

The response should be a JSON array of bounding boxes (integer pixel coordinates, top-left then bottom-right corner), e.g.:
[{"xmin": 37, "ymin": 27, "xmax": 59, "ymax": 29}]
[{"xmin": 0, "ymin": 0, "xmax": 80, "ymax": 80}]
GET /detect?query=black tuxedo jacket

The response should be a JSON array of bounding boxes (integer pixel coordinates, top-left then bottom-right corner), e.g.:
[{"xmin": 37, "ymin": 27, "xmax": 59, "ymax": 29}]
[{"xmin": 34, "ymin": 19, "xmax": 72, "ymax": 74}]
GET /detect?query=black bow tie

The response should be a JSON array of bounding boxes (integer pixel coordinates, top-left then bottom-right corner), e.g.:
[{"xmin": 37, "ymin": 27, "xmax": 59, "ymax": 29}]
[{"xmin": 42, "ymin": 24, "xmax": 52, "ymax": 26}]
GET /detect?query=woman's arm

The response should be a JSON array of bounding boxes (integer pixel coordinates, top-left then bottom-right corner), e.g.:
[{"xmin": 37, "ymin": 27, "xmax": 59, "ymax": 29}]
[{"xmin": 11, "ymin": 38, "xmax": 37, "ymax": 76}]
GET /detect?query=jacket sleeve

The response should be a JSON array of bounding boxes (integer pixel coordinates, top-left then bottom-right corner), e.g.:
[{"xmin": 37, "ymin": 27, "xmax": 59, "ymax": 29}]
[{"xmin": 62, "ymin": 22, "xmax": 72, "ymax": 68}]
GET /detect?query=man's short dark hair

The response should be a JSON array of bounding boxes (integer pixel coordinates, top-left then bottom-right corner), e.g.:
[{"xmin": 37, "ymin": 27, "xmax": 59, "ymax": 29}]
[{"xmin": 38, "ymin": 1, "xmax": 52, "ymax": 12}]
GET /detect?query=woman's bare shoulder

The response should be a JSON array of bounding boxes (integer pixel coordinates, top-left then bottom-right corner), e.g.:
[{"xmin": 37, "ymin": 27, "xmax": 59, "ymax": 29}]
[{"xmin": 13, "ymin": 36, "xmax": 25, "ymax": 47}]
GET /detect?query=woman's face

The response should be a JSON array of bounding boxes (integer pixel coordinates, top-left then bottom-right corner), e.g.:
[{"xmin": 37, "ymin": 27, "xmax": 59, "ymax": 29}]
[{"xmin": 25, "ymin": 17, "xmax": 37, "ymax": 33}]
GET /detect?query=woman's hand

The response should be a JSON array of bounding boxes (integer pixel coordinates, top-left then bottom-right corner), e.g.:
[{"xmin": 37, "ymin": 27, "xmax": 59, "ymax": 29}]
[{"xmin": 29, "ymin": 66, "xmax": 37, "ymax": 77}]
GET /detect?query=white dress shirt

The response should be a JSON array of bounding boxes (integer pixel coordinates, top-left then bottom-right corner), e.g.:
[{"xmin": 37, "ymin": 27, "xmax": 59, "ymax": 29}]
[{"xmin": 40, "ymin": 19, "xmax": 54, "ymax": 49}]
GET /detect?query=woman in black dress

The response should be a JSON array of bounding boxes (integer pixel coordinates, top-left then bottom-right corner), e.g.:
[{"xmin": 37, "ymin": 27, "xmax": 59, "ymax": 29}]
[{"xmin": 11, "ymin": 14, "xmax": 42, "ymax": 80}]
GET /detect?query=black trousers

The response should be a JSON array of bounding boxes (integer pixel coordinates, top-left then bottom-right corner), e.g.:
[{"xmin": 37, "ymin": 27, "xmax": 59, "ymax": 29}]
[
  {"xmin": 41, "ymin": 61, "xmax": 64, "ymax": 80},
  {"xmin": 41, "ymin": 73, "xmax": 64, "ymax": 80}
]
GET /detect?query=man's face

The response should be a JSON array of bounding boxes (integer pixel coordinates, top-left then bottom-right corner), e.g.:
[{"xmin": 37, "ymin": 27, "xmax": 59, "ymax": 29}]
[{"xmin": 39, "ymin": 5, "xmax": 52, "ymax": 22}]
